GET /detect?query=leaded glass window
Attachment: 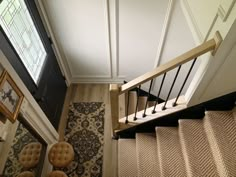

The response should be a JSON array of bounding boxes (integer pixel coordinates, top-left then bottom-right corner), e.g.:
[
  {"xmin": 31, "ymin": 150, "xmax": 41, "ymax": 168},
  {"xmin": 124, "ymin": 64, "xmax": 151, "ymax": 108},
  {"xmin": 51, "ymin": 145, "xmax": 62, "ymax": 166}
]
[{"xmin": 0, "ymin": 0, "xmax": 47, "ymax": 84}]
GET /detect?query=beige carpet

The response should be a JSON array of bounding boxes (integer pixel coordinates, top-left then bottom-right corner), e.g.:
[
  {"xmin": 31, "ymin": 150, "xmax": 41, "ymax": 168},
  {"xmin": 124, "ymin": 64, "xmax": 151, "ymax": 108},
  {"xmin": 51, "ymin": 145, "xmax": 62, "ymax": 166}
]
[{"xmin": 118, "ymin": 108, "xmax": 236, "ymax": 177}]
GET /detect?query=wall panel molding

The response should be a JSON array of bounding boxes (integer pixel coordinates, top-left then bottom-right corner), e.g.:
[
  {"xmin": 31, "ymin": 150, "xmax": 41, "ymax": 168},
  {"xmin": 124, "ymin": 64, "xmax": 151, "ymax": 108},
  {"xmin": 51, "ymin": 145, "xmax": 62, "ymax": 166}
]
[
  {"xmin": 153, "ymin": 0, "xmax": 175, "ymax": 68},
  {"xmin": 115, "ymin": 0, "xmax": 121, "ymax": 78},
  {"xmin": 218, "ymin": 0, "xmax": 236, "ymax": 21},
  {"xmin": 151, "ymin": 0, "xmax": 175, "ymax": 92},
  {"xmin": 108, "ymin": 0, "xmax": 124, "ymax": 79},
  {"xmin": 66, "ymin": 0, "xmax": 112, "ymax": 80},
  {"xmin": 181, "ymin": 0, "xmax": 204, "ymax": 44},
  {"xmin": 39, "ymin": 0, "xmax": 115, "ymax": 83},
  {"xmin": 181, "ymin": 0, "xmax": 236, "ymax": 43},
  {"xmin": 104, "ymin": 0, "xmax": 113, "ymax": 78}
]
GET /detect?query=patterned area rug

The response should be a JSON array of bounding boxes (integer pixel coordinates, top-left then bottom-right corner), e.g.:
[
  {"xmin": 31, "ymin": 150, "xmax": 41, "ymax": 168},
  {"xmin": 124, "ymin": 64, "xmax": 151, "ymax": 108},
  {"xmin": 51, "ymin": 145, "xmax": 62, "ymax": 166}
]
[
  {"xmin": 3, "ymin": 122, "xmax": 38, "ymax": 176},
  {"xmin": 63, "ymin": 102, "xmax": 105, "ymax": 177}
]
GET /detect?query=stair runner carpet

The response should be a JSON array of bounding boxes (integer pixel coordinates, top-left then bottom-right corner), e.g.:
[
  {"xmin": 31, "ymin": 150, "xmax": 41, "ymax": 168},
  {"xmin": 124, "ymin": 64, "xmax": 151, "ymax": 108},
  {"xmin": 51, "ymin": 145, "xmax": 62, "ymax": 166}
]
[
  {"xmin": 118, "ymin": 108, "xmax": 236, "ymax": 177},
  {"xmin": 63, "ymin": 102, "xmax": 105, "ymax": 177}
]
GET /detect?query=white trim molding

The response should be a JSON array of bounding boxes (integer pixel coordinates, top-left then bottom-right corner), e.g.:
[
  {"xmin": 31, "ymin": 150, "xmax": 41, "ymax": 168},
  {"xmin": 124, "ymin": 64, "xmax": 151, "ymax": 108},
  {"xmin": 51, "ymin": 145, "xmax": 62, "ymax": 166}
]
[
  {"xmin": 218, "ymin": 0, "xmax": 236, "ymax": 21},
  {"xmin": 104, "ymin": 0, "xmax": 113, "ymax": 78},
  {"xmin": 20, "ymin": 99, "xmax": 58, "ymax": 144},
  {"xmin": 153, "ymin": 0, "xmax": 175, "ymax": 68},
  {"xmin": 181, "ymin": 0, "xmax": 236, "ymax": 43},
  {"xmin": 151, "ymin": 0, "xmax": 175, "ymax": 92},
  {"xmin": 37, "ymin": 0, "xmax": 72, "ymax": 86},
  {"xmin": 71, "ymin": 76, "xmax": 125, "ymax": 84},
  {"xmin": 181, "ymin": 0, "xmax": 204, "ymax": 44},
  {"xmin": 108, "ymin": 0, "xmax": 120, "ymax": 78}
]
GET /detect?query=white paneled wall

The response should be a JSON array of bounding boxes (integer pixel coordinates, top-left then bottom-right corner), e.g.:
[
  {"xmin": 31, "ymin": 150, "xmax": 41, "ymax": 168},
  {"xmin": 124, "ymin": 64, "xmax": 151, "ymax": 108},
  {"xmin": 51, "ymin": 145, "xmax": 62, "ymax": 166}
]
[
  {"xmin": 119, "ymin": 0, "xmax": 168, "ymax": 81},
  {"xmin": 181, "ymin": 0, "xmax": 236, "ymax": 42},
  {"xmin": 183, "ymin": 0, "xmax": 236, "ymax": 106},
  {"xmin": 38, "ymin": 0, "xmax": 236, "ymax": 102},
  {"xmin": 152, "ymin": 0, "xmax": 196, "ymax": 99},
  {"xmin": 40, "ymin": 0, "xmax": 111, "ymax": 81},
  {"xmin": 38, "ymin": 0, "xmax": 195, "ymax": 87}
]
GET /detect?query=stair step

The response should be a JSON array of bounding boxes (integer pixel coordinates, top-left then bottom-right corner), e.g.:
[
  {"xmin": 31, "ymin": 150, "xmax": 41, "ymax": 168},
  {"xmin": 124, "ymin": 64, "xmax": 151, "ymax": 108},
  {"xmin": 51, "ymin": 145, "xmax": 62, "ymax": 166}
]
[
  {"xmin": 136, "ymin": 133, "xmax": 160, "ymax": 177},
  {"xmin": 118, "ymin": 139, "xmax": 138, "ymax": 177},
  {"xmin": 138, "ymin": 96, "xmax": 147, "ymax": 111},
  {"xmin": 204, "ymin": 111, "xmax": 236, "ymax": 176},
  {"xmin": 127, "ymin": 91, "xmax": 137, "ymax": 115},
  {"xmin": 179, "ymin": 119, "xmax": 219, "ymax": 177},
  {"xmin": 156, "ymin": 127, "xmax": 187, "ymax": 177}
]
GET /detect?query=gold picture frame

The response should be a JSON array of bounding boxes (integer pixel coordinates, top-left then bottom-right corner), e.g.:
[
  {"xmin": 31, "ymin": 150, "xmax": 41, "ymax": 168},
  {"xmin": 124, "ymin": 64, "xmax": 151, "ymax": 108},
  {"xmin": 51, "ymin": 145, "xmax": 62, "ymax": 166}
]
[{"xmin": 0, "ymin": 71, "xmax": 24, "ymax": 123}]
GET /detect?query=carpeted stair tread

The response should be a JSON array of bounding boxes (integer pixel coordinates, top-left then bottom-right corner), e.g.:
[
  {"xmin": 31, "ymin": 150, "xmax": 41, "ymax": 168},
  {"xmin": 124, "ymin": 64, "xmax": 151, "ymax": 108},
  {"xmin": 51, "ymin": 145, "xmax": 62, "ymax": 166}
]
[
  {"xmin": 138, "ymin": 96, "xmax": 148, "ymax": 111},
  {"xmin": 118, "ymin": 139, "xmax": 138, "ymax": 177},
  {"xmin": 136, "ymin": 133, "xmax": 160, "ymax": 177},
  {"xmin": 179, "ymin": 119, "xmax": 219, "ymax": 177},
  {"xmin": 156, "ymin": 127, "xmax": 187, "ymax": 177},
  {"xmin": 204, "ymin": 111, "xmax": 236, "ymax": 176},
  {"xmin": 128, "ymin": 91, "xmax": 137, "ymax": 115}
]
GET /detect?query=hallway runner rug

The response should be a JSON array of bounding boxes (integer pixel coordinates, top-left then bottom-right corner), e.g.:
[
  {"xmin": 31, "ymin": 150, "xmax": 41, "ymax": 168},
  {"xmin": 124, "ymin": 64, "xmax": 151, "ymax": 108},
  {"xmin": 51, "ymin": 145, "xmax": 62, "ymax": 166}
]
[{"xmin": 63, "ymin": 102, "xmax": 105, "ymax": 177}]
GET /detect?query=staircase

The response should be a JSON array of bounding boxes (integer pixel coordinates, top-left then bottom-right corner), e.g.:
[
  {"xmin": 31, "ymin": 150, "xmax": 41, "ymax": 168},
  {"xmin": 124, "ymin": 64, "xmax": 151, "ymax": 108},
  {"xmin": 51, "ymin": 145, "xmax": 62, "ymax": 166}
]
[
  {"xmin": 110, "ymin": 32, "xmax": 222, "ymax": 135},
  {"xmin": 118, "ymin": 108, "xmax": 236, "ymax": 177},
  {"xmin": 122, "ymin": 90, "xmax": 161, "ymax": 117},
  {"xmin": 109, "ymin": 32, "xmax": 229, "ymax": 176}
]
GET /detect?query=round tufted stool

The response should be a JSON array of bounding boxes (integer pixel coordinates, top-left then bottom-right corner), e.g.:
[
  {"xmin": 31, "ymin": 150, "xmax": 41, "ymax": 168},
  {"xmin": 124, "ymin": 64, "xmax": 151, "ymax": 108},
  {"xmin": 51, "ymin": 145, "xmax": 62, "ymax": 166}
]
[
  {"xmin": 48, "ymin": 141, "xmax": 74, "ymax": 168},
  {"xmin": 17, "ymin": 171, "xmax": 34, "ymax": 177},
  {"xmin": 19, "ymin": 142, "xmax": 42, "ymax": 169},
  {"xmin": 48, "ymin": 170, "xmax": 68, "ymax": 177}
]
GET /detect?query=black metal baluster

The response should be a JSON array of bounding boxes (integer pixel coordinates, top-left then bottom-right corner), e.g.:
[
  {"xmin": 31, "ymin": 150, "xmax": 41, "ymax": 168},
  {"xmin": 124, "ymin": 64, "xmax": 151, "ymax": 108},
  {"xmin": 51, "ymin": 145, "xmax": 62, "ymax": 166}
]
[
  {"xmin": 143, "ymin": 79, "xmax": 154, "ymax": 117},
  {"xmin": 162, "ymin": 65, "xmax": 182, "ymax": 110},
  {"xmin": 125, "ymin": 90, "xmax": 130, "ymax": 124},
  {"xmin": 134, "ymin": 85, "xmax": 141, "ymax": 121},
  {"xmin": 173, "ymin": 58, "xmax": 197, "ymax": 106},
  {"xmin": 152, "ymin": 73, "xmax": 166, "ymax": 114}
]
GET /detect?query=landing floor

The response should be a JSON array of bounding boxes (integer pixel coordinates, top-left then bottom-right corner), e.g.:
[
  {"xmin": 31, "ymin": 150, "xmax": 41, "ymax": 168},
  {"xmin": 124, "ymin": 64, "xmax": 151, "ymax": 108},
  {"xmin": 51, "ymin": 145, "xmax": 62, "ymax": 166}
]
[{"xmin": 58, "ymin": 84, "xmax": 118, "ymax": 177}]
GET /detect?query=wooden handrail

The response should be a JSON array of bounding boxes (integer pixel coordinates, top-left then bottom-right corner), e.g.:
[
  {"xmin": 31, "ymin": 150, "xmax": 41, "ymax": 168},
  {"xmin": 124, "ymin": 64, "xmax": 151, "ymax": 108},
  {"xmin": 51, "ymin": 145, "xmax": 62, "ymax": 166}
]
[{"xmin": 119, "ymin": 31, "xmax": 222, "ymax": 94}]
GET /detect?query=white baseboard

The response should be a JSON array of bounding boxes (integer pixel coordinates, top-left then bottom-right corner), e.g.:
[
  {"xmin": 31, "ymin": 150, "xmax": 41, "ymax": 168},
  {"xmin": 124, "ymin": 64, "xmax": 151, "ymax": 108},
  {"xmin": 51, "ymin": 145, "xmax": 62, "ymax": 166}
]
[{"xmin": 71, "ymin": 77, "xmax": 125, "ymax": 84}]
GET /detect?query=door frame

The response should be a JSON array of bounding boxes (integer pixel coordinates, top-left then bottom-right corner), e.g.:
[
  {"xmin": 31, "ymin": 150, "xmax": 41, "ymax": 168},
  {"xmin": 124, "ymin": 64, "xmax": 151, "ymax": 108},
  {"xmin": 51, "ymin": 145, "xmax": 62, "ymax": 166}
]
[{"xmin": 34, "ymin": 0, "xmax": 71, "ymax": 86}]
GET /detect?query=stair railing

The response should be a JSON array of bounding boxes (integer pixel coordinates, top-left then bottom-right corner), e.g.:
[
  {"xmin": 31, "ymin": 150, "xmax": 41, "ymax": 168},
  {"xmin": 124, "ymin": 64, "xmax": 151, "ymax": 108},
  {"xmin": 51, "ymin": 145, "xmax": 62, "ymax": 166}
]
[{"xmin": 110, "ymin": 31, "xmax": 222, "ymax": 137}]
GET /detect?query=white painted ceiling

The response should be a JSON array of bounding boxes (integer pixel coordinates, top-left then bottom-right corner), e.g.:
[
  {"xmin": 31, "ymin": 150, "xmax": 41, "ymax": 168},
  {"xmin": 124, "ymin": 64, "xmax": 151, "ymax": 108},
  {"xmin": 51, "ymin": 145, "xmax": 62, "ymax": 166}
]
[{"xmin": 40, "ymin": 0, "xmax": 196, "ymax": 98}]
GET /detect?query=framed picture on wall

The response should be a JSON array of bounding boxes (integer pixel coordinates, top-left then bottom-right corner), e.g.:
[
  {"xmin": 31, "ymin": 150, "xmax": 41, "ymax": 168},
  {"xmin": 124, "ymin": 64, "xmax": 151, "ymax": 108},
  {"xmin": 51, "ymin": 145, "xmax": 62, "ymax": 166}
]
[{"xmin": 0, "ymin": 71, "xmax": 24, "ymax": 123}]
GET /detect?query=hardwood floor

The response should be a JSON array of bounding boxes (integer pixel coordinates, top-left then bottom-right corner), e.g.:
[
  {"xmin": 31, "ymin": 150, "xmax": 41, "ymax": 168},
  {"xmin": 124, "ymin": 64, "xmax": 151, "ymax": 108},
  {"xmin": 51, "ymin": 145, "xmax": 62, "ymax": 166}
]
[{"xmin": 58, "ymin": 84, "xmax": 118, "ymax": 177}]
